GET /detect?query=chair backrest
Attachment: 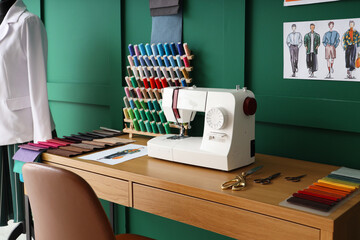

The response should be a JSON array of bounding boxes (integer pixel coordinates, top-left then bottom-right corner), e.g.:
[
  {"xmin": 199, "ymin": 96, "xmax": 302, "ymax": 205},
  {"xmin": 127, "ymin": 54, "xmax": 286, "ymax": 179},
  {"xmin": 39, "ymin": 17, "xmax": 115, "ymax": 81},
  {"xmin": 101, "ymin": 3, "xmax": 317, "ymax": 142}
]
[{"xmin": 23, "ymin": 163, "xmax": 116, "ymax": 240}]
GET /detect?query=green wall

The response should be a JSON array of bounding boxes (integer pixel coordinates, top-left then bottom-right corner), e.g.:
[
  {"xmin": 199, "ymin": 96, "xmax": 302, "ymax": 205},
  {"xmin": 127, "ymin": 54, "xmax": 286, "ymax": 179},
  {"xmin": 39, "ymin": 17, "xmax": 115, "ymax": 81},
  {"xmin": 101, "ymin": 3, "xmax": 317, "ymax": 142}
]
[{"xmin": 30, "ymin": 0, "xmax": 360, "ymax": 239}]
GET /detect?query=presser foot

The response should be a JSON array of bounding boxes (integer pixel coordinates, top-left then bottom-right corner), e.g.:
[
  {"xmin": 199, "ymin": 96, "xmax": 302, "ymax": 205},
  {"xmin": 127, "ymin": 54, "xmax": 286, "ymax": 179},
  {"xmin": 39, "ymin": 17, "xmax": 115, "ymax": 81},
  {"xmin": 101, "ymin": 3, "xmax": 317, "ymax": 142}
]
[{"xmin": 167, "ymin": 135, "xmax": 189, "ymax": 140}]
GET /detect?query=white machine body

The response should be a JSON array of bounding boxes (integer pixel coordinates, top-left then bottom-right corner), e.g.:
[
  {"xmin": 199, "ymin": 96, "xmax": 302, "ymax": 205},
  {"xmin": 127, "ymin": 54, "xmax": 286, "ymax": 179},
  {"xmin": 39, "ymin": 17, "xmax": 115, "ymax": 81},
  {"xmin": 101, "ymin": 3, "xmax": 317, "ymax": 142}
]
[{"xmin": 147, "ymin": 86, "xmax": 256, "ymax": 171}]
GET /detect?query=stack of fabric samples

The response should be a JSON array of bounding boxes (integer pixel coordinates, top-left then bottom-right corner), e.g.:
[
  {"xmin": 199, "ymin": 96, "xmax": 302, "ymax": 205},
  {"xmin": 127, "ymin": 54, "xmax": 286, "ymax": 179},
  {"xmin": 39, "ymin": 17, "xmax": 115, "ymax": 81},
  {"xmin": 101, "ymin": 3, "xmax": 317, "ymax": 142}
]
[
  {"xmin": 287, "ymin": 167, "xmax": 360, "ymax": 212},
  {"xmin": 13, "ymin": 128, "xmax": 133, "ymax": 181}
]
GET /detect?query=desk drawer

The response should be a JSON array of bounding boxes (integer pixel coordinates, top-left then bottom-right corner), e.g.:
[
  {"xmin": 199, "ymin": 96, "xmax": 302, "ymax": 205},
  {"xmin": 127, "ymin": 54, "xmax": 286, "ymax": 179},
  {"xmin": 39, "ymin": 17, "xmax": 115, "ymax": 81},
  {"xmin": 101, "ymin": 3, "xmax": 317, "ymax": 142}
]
[
  {"xmin": 46, "ymin": 163, "xmax": 129, "ymax": 206},
  {"xmin": 133, "ymin": 184, "xmax": 320, "ymax": 240}
]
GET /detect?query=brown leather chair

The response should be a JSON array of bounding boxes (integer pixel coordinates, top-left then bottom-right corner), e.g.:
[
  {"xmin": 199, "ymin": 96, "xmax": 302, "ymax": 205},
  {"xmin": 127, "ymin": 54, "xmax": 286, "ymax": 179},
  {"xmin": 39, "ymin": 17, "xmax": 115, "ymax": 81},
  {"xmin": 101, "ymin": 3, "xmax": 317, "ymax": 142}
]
[{"xmin": 23, "ymin": 162, "xmax": 153, "ymax": 240}]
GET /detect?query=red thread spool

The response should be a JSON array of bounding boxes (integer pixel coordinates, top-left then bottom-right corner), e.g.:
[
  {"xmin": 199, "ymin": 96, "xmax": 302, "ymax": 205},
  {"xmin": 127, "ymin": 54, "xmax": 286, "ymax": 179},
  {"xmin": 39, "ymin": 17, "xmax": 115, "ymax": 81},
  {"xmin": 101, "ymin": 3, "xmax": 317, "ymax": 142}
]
[
  {"xmin": 160, "ymin": 77, "xmax": 169, "ymax": 88},
  {"xmin": 149, "ymin": 77, "xmax": 156, "ymax": 89},
  {"xmin": 155, "ymin": 78, "xmax": 162, "ymax": 89},
  {"xmin": 174, "ymin": 78, "xmax": 180, "ymax": 86},
  {"xmin": 183, "ymin": 56, "xmax": 190, "ymax": 68},
  {"xmin": 142, "ymin": 78, "xmax": 150, "ymax": 89}
]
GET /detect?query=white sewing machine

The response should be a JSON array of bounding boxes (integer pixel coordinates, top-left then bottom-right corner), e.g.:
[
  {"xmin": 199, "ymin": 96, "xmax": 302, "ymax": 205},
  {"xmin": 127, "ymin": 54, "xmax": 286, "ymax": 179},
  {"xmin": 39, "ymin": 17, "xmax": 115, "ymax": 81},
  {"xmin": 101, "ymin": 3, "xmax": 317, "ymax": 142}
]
[{"xmin": 147, "ymin": 86, "xmax": 257, "ymax": 171}]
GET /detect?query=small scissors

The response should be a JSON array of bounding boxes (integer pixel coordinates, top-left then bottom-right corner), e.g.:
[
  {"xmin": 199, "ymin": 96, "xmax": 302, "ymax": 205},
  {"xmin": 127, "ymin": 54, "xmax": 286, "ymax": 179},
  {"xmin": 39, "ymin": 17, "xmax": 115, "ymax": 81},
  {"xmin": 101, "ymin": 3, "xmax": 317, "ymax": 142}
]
[
  {"xmin": 221, "ymin": 166, "xmax": 263, "ymax": 191},
  {"xmin": 285, "ymin": 174, "xmax": 306, "ymax": 182},
  {"xmin": 254, "ymin": 172, "xmax": 281, "ymax": 185}
]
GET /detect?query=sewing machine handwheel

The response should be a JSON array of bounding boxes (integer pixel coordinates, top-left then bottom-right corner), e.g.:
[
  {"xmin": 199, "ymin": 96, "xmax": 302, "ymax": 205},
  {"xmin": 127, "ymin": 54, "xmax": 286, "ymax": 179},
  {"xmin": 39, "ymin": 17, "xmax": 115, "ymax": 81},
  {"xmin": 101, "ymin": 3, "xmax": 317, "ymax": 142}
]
[{"xmin": 243, "ymin": 97, "xmax": 257, "ymax": 116}]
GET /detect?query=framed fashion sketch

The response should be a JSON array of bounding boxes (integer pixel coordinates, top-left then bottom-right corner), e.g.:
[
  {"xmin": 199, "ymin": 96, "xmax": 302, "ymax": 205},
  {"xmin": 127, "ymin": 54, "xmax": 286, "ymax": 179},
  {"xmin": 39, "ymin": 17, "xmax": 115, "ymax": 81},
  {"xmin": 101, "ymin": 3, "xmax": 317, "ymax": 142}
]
[
  {"xmin": 284, "ymin": 18, "xmax": 360, "ymax": 82},
  {"xmin": 284, "ymin": 0, "xmax": 339, "ymax": 7}
]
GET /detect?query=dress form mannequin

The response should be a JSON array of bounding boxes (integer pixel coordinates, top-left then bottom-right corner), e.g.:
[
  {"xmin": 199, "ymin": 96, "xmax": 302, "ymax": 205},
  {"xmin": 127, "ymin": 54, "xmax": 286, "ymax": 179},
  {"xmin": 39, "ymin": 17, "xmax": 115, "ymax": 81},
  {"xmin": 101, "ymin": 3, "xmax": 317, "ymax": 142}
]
[{"xmin": 0, "ymin": 0, "xmax": 15, "ymax": 24}]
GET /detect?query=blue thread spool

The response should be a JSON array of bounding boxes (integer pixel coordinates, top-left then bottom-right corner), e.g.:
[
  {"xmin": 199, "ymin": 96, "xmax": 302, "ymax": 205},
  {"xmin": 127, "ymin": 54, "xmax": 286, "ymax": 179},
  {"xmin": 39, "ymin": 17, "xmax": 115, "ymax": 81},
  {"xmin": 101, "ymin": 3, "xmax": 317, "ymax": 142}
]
[
  {"xmin": 144, "ymin": 55, "xmax": 152, "ymax": 67},
  {"xmin": 133, "ymin": 56, "xmax": 140, "ymax": 67},
  {"xmin": 129, "ymin": 99, "xmax": 136, "ymax": 109},
  {"xmin": 175, "ymin": 68, "xmax": 182, "ymax": 79},
  {"xmin": 163, "ymin": 56, "xmax": 171, "ymax": 67},
  {"xmin": 139, "ymin": 56, "xmax": 146, "ymax": 67},
  {"xmin": 150, "ymin": 55, "xmax": 158, "ymax": 66},
  {"xmin": 177, "ymin": 42, "xmax": 185, "ymax": 56},
  {"xmin": 128, "ymin": 44, "xmax": 135, "ymax": 56},
  {"xmin": 157, "ymin": 43, "xmax": 165, "ymax": 56},
  {"xmin": 181, "ymin": 78, "xmax": 187, "ymax": 87},
  {"xmin": 176, "ymin": 55, "xmax": 183, "ymax": 67},
  {"xmin": 153, "ymin": 100, "xmax": 161, "ymax": 111},
  {"xmin": 147, "ymin": 100, "xmax": 154, "ymax": 110},
  {"xmin": 139, "ymin": 43, "xmax": 147, "ymax": 56},
  {"xmin": 170, "ymin": 42, "xmax": 178, "ymax": 56},
  {"xmin": 145, "ymin": 44, "xmax": 152, "ymax": 56},
  {"xmin": 164, "ymin": 43, "xmax": 171, "ymax": 56},
  {"xmin": 151, "ymin": 44, "xmax": 159, "ymax": 56},
  {"xmin": 169, "ymin": 56, "xmax": 177, "ymax": 68},
  {"xmin": 156, "ymin": 56, "xmax": 164, "ymax": 66}
]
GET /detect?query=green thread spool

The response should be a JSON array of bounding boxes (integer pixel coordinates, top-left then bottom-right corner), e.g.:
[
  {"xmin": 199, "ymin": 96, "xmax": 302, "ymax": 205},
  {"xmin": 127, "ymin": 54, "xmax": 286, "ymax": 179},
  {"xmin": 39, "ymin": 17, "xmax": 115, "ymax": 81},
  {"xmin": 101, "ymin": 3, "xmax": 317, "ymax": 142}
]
[
  {"xmin": 139, "ymin": 109, "xmax": 147, "ymax": 121},
  {"xmin": 152, "ymin": 100, "xmax": 161, "ymax": 111},
  {"xmin": 164, "ymin": 122, "xmax": 171, "ymax": 134},
  {"xmin": 151, "ymin": 121, "xmax": 159, "ymax": 133},
  {"xmin": 151, "ymin": 110, "xmax": 160, "ymax": 122},
  {"xmin": 145, "ymin": 110, "xmax": 154, "ymax": 122},
  {"xmin": 132, "ymin": 119, "xmax": 140, "ymax": 131},
  {"xmin": 127, "ymin": 108, "xmax": 135, "ymax": 120},
  {"xmin": 158, "ymin": 99, "xmax": 163, "ymax": 108},
  {"xmin": 130, "ymin": 76, "xmax": 138, "ymax": 88},
  {"xmin": 140, "ymin": 100, "xmax": 148, "ymax": 110},
  {"xmin": 139, "ymin": 120, "xmax": 146, "ymax": 132},
  {"xmin": 133, "ymin": 108, "xmax": 141, "ymax": 121},
  {"xmin": 144, "ymin": 120, "xmax": 152, "ymax": 132},
  {"xmin": 157, "ymin": 122, "xmax": 165, "ymax": 134},
  {"xmin": 134, "ymin": 99, "xmax": 142, "ymax": 109},
  {"xmin": 159, "ymin": 111, "xmax": 167, "ymax": 123}
]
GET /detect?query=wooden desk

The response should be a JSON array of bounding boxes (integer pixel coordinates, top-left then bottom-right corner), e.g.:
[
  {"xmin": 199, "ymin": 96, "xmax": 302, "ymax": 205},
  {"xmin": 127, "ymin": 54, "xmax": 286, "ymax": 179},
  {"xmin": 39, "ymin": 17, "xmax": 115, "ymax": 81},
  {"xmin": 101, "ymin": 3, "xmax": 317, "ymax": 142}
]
[{"xmin": 41, "ymin": 135, "xmax": 360, "ymax": 240}]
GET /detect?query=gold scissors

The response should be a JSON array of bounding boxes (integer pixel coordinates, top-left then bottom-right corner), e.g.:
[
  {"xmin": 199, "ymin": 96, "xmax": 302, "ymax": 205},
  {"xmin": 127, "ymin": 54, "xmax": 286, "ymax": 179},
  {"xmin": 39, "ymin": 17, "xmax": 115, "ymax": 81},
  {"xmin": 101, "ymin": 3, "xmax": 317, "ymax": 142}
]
[{"xmin": 221, "ymin": 166, "xmax": 263, "ymax": 191}]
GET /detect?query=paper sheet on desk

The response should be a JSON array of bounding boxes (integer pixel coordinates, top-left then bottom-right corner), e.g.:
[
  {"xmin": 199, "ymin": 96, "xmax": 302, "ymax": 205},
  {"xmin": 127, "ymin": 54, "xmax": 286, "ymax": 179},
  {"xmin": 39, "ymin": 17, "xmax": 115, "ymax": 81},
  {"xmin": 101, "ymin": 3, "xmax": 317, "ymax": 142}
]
[{"xmin": 78, "ymin": 144, "xmax": 147, "ymax": 165}]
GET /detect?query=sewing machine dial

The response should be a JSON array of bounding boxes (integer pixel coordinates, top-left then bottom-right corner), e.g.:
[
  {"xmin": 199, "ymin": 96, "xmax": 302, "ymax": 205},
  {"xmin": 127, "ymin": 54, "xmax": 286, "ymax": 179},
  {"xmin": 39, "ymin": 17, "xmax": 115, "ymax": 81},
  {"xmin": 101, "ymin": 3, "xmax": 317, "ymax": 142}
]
[{"xmin": 206, "ymin": 108, "xmax": 225, "ymax": 130}]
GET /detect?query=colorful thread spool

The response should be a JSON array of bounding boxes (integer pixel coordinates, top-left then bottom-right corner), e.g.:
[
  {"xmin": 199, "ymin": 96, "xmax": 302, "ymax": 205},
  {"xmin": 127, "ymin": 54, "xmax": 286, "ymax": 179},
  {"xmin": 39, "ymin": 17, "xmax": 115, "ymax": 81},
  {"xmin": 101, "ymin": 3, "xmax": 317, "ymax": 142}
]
[
  {"xmin": 134, "ymin": 99, "xmax": 142, "ymax": 109},
  {"xmin": 177, "ymin": 42, "xmax": 185, "ymax": 56},
  {"xmin": 170, "ymin": 42, "xmax": 178, "ymax": 56},
  {"xmin": 153, "ymin": 100, "xmax": 161, "ymax": 111},
  {"xmin": 155, "ymin": 78, "xmax": 162, "ymax": 89},
  {"xmin": 138, "ymin": 69, "xmax": 145, "ymax": 79},
  {"xmin": 147, "ymin": 89, "xmax": 155, "ymax": 99},
  {"xmin": 159, "ymin": 111, "xmax": 167, "ymax": 123},
  {"xmin": 151, "ymin": 110, "xmax": 160, "ymax": 122},
  {"xmin": 130, "ymin": 88, "xmax": 137, "ymax": 98},
  {"xmin": 139, "ymin": 120, "xmax": 146, "ymax": 132},
  {"xmin": 169, "ymin": 68, "xmax": 176, "ymax": 79},
  {"xmin": 124, "ymin": 87, "xmax": 131, "ymax": 98},
  {"xmin": 154, "ymin": 90, "xmax": 162, "ymax": 100},
  {"xmin": 151, "ymin": 121, "xmax": 159, "ymax": 133},
  {"xmin": 123, "ymin": 108, "xmax": 130, "ymax": 119},
  {"xmin": 175, "ymin": 67, "xmax": 182, "ymax": 79},
  {"xmin": 145, "ymin": 110, "xmax": 154, "ymax": 122},
  {"xmin": 163, "ymin": 55, "xmax": 171, "ymax": 67},
  {"xmin": 151, "ymin": 44, "xmax": 159, "ymax": 56},
  {"xmin": 138, "ymin": 43, "xmax": 147, "ymax": 56},
  {"xmin": 161, "ymin": 78, "xmax": 169, "ymax": 88},
  {"xmin": 127, "ymin": 66, "xmax": 133, "ymax": 77},
  {"xmin": 127, "ymin": 55, "xmax": 134, "ymax": 67},
  {"xmin": 147, "ymin": 101, "xmax": 154, "ymax": 111},
  {"xmin": 133, "ymin": 108, "xmax": 141, "ymax": 120},
  {"xmin": 131, "ymin": 67, "xmax": 139, "ymax": 79},
  {"xmin": 174, "ymin": 78, "xmax": 180, "ymax": 86},
  {"xmin": 181, "ymin": 68, "xmax": 189, "ymax": 79},
  {"xmin": 167, "ymin": 78, "xmax": 175, "ymax": 86},
  {"xmin": 164, "ymin": 122, "xmax": 171, "ymax": 134},
  {"xmin": 144, "ymin": 55, "xmax": 152, "ymax": 67},
  {"xmin": 123, "ymin": 97, "xmax": 130, "ymax": 108},
  {"xmin": 164, "ymin": 43, "xmax": 171, "ymax": 56},
  {"xmin": 141, "ymin": 88, "xmax": 149, "ymax": 98},
  {"xmin": 169, "ymin": 56, "xmax": 177, "ymax": 68},
  {"xmin": 149, "ymin": 77, "xmax": 156, "ymax": 89},
  {"xmin": 157, "ymin": 43, "xmax": 165, "ymax": 56},
  {"xmin": 155, "ymin": 67, "xmax": 162, "ymax": 78},
  {"xmin": 142, "ymin": 78, "xmax": 150, "ymax": 89},
  {"xmin": 136, "ymin": 88, "xmax": 143, "ymax": 99},
  {"xmin": 181, "ymin": 78, "xmax": 188, "ymax": 87},
  {"xmin": 132, "ymin": 119, "xmax": 140, "ymax": 131},
  {"xmin": 150, "ymin": 55, "xmax": 158, "ymax": 67},
  {"xmin": 127, "ymin": 108, "xmax": 135, "ymax": 119},
  {"xmin": 125, "ymin": 77, "xmax": 133, "ymax": 88},
  {"xmin": 143, "ymin": 67, "xmax": 150, "ymax": 78},
  {"xmin": 183, "ymin": 43, "xmax": 191, "ymax": 56},
  {"xmin": 157, "ymin": 122, "xmax": 165, "ymax": 134},
  {"xmin": 140, "ymin": 100, "xmax": 148, "ymax": 110},
  {"xmin": 161, "ymin": 67, "xmax": 169, "ymax": 78},
  {"xmin": 130, "ymin": 77, "xmax": 138, "ymax": 88},
  {"xmin": 144, "ymin": 120, "xmax": 152, "ymax": 132},
  {"xmin": 139, "ymin": 109, "xmax": 147, "ymax": 121},
  {"xmin": 183, "ymin": 56, "xmax": 190, "ymax": 68},
  {"xmin": 158, "ymin": 99, "xmax": 162, "ymax": 107},
  {"xmin": 139, "ymin": 55, "xmax": 146, "ymax": 67},
  {"xmin": 134, "ymin": 45, "xmax": 141, "ymax": 57},
  {"xmin": 149, "ymin": 67, "xmax": 156, "ymax": 77},
  {"xmin": 145, "ymin": 43, "xmax": 152, "ymax": 56},
  {"xmin": 128, "ymin": 44, "xmax": 135, "ymax": 56},
  {"xmin": 176, "ymin": 55, "xmax": 183, "ymax": 67},
  {"xmin": 156, "ymin": 56, "xmax": 164, "ymax": 66},
  {"xmin": 133, "ymin": 56, "xmax": 140, "ymax": 67}
]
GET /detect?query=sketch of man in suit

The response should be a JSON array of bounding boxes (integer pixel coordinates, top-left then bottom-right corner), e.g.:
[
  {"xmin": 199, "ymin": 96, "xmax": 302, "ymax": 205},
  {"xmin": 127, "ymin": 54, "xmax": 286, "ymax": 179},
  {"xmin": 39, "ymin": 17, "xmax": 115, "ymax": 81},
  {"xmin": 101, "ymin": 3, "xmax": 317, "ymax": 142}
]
[
  {"xmin": 322, "ymin": 21, "xmax": 340, "ymax": 79},
  {"xmin": 286, "ymin": 24, "xmax": 302, "ymax": 77},
  {"xmin": 304, "ymin": 23, "xmax": 320, "ymax": 78},
  {"xmin": 342, "ymin": 20, "xmax": 360, "ymax": 79}
]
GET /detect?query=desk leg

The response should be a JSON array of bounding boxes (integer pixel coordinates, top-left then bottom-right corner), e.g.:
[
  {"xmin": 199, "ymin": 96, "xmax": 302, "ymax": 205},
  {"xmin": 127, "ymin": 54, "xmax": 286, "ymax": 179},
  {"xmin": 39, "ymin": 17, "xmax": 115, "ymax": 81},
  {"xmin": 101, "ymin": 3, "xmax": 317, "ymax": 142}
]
[{"xmin": 110, "ymin": 202, "xmax": 116, "ymax": 232}]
